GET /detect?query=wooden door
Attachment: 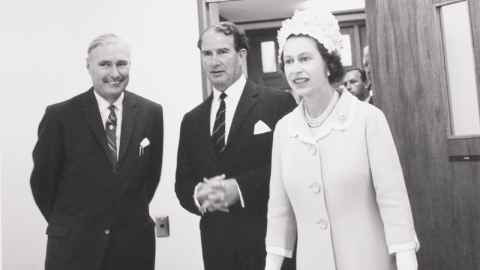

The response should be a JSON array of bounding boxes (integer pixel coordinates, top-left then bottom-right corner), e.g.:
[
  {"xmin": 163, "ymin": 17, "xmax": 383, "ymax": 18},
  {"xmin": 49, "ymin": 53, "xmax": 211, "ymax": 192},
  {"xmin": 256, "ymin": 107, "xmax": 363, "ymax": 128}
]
[
  {"xmin": 366, "ymin": 0, "xmax": 480, "ymax": 269},
  {"xmin": 246, "ymin": 28, "xmax": 289, "ymax": 91}
]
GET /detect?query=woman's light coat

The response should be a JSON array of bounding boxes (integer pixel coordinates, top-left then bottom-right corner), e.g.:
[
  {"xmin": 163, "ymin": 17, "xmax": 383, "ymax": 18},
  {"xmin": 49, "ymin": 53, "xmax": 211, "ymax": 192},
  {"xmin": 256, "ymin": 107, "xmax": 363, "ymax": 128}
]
[{"xmin": 266, "ymin": 91, "xmax": 418, "ymax": 270}]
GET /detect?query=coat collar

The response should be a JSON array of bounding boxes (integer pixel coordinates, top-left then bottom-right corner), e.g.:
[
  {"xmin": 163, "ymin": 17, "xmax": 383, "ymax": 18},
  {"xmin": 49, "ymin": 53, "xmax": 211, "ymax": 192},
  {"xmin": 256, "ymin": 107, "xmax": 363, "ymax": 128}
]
[
  {"xmin": 118, "ymin": 91, "xmax": 139, "ymax": 164},
  {"xmin": 198, "ymin": 94, "xmax": 219, "ymax": 164},
  {"xmin": 197, "ymin": 80, "xmax": 260, "ymax": 160},
  {"xmin": 227, "ymin": 80, "xmax": 260, "ymax": 147},
  {"xmin": 83, "ymin": 88, "xmax": 111, "ymax": 164},
  {"xmin": 82, "ymin": 88, "xmax": 139, "ymax": 169},
  {"xmin": 287, "ymin": 90, "xmax": 358, "ymax": 144}
]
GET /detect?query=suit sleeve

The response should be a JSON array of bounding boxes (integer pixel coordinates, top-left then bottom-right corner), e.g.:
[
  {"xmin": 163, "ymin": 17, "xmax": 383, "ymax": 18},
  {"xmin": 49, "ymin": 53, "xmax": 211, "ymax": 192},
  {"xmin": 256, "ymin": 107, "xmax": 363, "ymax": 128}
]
[
  {"xmin": 366, "ymin": 107, "xmax": 419, "ymax": 253},
  {"xmin": 175, "ymin": 114, "xmax": 201, "ymax": 216},
  {"xmin": 30, "ymin": 106, "xmax": 64, "ymax": 222},
  {"xmin": 233, "ymin": 92, "xmax": 297, "ymax": 210},
  {"xmin": 266, "ymin": 119, "xmax": 297, "ymax": 258},
  {"xmin": 146, "ymin": 104, "xmax": 163, "ymax": 202}
]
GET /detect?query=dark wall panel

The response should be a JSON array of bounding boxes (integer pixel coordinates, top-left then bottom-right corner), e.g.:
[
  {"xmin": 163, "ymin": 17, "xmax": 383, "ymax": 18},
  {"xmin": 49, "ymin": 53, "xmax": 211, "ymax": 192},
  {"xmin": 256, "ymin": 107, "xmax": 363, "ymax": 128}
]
[{"xmin": 366, "ymin": 0, "xmax": 480, "ymax": 269}]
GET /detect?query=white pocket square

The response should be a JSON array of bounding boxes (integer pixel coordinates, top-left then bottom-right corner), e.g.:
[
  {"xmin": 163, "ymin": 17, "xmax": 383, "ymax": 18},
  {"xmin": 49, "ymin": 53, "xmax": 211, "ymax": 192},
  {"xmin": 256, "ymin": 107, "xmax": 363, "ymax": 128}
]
[
  {"xmin": 253, "ymin": 120, "xmax": 271, "ymax": 135},
  {"xmin": 139, "ymin": 137, "xmax": 150, "ymax": 156}
]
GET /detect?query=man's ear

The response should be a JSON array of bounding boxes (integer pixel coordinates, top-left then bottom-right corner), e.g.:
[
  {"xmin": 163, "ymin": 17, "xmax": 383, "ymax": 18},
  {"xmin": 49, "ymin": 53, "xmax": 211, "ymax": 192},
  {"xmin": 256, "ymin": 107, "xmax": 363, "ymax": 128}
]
[{"xmin": 238, "ymin": 48, "xmax": 247, "ymax": 58}]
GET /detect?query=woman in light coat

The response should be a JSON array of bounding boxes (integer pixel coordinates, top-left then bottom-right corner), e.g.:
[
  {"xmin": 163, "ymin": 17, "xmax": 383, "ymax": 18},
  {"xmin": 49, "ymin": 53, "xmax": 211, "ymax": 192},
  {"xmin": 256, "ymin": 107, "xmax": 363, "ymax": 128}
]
[{"xmin": 265, "ymin": 7, "xmax": 419, "ymax": 270}]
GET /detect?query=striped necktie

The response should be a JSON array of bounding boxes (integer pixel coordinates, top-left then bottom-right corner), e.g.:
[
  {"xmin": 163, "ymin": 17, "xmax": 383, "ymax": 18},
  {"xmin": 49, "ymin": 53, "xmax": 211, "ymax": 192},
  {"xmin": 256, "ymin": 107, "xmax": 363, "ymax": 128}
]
[
  {"xmin": 211, "ymin": 92, "xmax": 227, "ymax": 154},
  {"xmin": 105, "ymin": 104, "xmax": 117, "ymax": 166}
]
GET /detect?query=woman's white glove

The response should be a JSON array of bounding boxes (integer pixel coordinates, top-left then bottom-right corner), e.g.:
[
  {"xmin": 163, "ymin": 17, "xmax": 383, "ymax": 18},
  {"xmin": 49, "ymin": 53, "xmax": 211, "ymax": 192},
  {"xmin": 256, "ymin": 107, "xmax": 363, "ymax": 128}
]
[
  {"xmin": 395, "ymin": 250, "xmax": 418, "ymax": 270},
  {"xmin": 265, "ymin": 253, "xmax": 284, "ymax": 270}
]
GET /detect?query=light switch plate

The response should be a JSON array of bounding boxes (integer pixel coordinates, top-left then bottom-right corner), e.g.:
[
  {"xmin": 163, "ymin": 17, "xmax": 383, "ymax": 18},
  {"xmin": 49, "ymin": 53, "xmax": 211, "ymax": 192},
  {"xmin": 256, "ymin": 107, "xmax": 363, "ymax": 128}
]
[{"xmin": 155, "ymin": 216, "xmax": 170, "ymax": 237}]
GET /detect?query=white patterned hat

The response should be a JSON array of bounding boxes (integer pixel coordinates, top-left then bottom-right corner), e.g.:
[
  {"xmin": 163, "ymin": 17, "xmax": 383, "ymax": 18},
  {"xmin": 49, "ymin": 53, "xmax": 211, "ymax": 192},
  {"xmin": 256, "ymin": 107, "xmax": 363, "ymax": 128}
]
[{"xmin": 277, "ymin": 6, "xmax": 343, "ymax": 60}]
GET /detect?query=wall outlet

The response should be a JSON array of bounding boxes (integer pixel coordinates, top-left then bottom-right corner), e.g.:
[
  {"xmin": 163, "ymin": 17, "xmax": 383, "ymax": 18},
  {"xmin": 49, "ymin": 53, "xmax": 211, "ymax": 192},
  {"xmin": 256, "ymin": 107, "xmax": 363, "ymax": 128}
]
[{"xmin": 155, "ymin": 216, "xmax": 170, "ymax": 238}]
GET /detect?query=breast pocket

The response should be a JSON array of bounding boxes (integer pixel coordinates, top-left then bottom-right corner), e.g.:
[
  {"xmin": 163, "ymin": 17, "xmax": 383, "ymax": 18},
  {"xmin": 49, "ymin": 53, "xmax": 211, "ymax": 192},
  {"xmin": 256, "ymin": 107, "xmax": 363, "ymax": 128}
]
[
  {"xmin": 129, "ymin": 133, "xmax": 150, "ymax": 161},
  {"xmin": 251, "ymin": 132, "xmax": 272, "ymax": 145},
  {"xmin": 244, "ymin": 132, "xmax": 273, "ymax": 160}
]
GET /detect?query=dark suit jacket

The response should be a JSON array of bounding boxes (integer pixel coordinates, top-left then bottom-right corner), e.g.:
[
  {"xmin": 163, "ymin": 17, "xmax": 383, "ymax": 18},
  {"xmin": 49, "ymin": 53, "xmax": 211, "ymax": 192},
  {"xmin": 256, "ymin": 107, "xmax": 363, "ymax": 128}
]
[
  {"xmin": 175, "ymin": 81, "xmax": 296, "ymax": 270},
  {"xmin": 30, "ymin": 89, "xmax": 163, "ymax": 270}
]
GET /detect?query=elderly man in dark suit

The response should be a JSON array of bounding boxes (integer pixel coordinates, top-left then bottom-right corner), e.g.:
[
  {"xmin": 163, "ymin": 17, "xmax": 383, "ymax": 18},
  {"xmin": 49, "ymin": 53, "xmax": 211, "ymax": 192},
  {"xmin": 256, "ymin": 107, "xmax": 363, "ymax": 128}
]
[
  {"xmin": 30, "ymin": 33, "xmax": 163, "ymax": 270},
  {"xmin": 175, "ymin": 22, "xmax": 296, "ymax": 270}
]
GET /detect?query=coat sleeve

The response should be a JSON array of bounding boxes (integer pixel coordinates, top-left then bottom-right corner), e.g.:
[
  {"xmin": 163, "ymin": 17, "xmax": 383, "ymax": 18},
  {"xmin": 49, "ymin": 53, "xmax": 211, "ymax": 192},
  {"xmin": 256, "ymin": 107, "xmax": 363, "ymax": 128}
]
[
  {"xmin": 366, "ymin": 107, "xmax": 419, "ymax": 253},
  {"xmin": 232, "ymin": 93, "xmax": 297, "ymax": 211},
  {"xmin": 30, "ymin": 106, "xmax": 65, "ymax": 222},
  {"xmin": 175, "ymin": 114, "xmax": 201, "ymax": 216},
  {"xmin": 265, "ymin": 119, "xmax": 297, "ymax": 258},
  {"xmin": 145, "ymin": 104, "xmax": 163, "ymax": 202}
]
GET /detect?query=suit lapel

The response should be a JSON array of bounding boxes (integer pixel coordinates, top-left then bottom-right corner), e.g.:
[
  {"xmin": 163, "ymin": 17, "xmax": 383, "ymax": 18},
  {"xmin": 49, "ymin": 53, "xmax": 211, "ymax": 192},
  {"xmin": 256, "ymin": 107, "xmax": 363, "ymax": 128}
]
[
  {"xmin": 227, "ymin": 81, "xmax": 260, "ymax": 148},
  {"xmin": 199, "ymin": 95, "xmax": 219, "ymax": 164},
  {"xmin": 82, "ymin": 88, "xmax": 112, "ymax": 164},
  {"xmin": 118, "ymin": 91, "xmax": 139, "ymax": 165}
]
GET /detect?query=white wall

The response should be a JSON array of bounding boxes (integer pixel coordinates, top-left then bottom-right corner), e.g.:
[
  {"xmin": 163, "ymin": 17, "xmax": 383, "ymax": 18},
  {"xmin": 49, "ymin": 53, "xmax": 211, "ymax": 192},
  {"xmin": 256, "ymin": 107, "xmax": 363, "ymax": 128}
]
[{"xmin": 0, "ymin": 1, "xmax": 203, "ymax": 269}]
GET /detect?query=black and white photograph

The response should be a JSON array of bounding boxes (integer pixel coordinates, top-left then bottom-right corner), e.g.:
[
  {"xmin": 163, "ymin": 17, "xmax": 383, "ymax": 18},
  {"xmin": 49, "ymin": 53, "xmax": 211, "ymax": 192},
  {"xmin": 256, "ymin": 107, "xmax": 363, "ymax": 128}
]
[{"xmin": 1, "ymin": 0, "xmax": 479, "ymax": 269}]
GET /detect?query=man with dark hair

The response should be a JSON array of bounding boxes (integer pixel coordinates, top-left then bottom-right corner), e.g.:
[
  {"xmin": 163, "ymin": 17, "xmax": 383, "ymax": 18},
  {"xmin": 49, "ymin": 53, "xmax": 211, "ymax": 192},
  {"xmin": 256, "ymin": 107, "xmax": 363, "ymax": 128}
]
[
  {"xmin": 175, "ymin": 22, "xmax": 296, "ymax": 270},
  {"xmin": 30, "ymin": 34, "xmax": 163, "ymax": 270},
  {"xmin": 343, "ymin": 67, "xmax": 373, "ymax": 103}
]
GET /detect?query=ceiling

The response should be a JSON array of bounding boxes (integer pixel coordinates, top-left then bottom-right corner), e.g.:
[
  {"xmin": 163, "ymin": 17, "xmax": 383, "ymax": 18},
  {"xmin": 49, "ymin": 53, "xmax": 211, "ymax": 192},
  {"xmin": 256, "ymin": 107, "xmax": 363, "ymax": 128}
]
[{"xmin": 218, "ymin": 0, "xmax": 365, "ymax": 23}]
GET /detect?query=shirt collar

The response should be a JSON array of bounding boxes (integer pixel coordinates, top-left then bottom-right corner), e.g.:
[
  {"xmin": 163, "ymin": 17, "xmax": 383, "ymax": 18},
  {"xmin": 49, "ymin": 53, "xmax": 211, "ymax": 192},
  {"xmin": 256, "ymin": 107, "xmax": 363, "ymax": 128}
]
[
  {"xmin": 93, "ymin": 90, "xmax": 124, "ymax": 112},
  {"xmin": 212, "ymin": 74, "xmax": 246, "ymax": 103}
]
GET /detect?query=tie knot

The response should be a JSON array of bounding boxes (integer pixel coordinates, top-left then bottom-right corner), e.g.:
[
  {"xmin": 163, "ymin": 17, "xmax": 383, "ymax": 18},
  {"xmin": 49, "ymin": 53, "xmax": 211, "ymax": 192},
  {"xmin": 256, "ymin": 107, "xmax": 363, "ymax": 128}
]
[
  {"xmin": 219, "ymin": 92, "xmax": 227, "ymax": 100},
  {"xmin": 108, "ymin": 104, "xmax": 116, "ymax": 112}
]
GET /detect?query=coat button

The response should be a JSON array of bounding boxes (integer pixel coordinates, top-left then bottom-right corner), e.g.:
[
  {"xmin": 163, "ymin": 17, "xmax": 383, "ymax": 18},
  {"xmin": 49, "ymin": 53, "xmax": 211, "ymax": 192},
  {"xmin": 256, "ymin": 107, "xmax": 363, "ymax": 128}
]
[
  {"xmin": 316, "ymin": 219, "xmax": 329, "ymax": 230},
  {"xmin": 309, "ymin": 182, "xmax": 322, "ymax": 193},
  {"xmin": 104, "ymin": 229, "xmax": 110, "ymax": 235}
]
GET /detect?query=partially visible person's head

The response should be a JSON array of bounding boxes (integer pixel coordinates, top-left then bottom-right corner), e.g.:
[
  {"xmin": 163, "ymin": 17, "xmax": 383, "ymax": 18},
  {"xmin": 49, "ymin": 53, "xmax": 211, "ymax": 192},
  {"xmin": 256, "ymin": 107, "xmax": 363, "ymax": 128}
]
[
  {"xmin": 343, "ymin": 67, "xmax": 369, "ymax": 101},
  {"xmin": 86, "ymin": 34, "xmax": 131, "ymax": 103},
  {"xmin": 277, "ymin": 7, "xmax": 344, "ymax": 98},
  {"xmin": 198, "ymin": 22, "xmax": 248, "ymax": 91},
  {"xmin": 362, "ymin": 45, "xmax": 371, "ymax": 81}
]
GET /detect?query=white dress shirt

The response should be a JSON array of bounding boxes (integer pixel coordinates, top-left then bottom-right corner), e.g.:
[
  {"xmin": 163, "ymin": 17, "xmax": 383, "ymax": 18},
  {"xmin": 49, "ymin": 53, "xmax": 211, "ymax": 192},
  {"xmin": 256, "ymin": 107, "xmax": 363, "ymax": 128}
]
[
  {"xmin": 210, "ymin": 74, "xmax": 246, "ymax": 144},
  {"xmin": 193, "ymin": 75, "xmax": 247, "ymax": 212},
  {"xmin": 94, "ymin": 91, "xmax": 124, "ymax": 158}
]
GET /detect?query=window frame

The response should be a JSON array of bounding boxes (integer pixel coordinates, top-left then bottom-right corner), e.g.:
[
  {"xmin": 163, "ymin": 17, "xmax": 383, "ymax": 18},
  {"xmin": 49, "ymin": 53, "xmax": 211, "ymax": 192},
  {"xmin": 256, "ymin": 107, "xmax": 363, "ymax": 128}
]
[{"xmin": 435, "ymin": 0, "xmax": 480, "ymax": 159}]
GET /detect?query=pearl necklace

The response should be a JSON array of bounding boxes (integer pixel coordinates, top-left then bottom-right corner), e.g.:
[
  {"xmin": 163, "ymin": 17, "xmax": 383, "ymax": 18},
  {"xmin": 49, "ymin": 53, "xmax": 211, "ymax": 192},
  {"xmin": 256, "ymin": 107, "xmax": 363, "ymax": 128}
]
[{"xmin": 304, "ymin": 91, "xmax": 340, "ymax": 128}]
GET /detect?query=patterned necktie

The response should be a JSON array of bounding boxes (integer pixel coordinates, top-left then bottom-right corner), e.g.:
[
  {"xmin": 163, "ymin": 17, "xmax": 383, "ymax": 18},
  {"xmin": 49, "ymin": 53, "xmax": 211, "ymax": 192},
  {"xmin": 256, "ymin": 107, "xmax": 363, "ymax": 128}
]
[
  {"xmin": 105, "ymin": 104, "xmax": 117, "ymax": 166},
  {"xmin": 212, "ymin": 92, "xmax": 227, "ymax": 154}
]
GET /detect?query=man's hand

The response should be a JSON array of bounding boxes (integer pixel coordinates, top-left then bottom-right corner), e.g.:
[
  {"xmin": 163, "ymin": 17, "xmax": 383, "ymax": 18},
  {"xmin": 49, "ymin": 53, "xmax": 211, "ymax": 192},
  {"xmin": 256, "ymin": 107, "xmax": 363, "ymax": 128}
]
[
  {"xmin": 197, "ymin": 174, "xmax": 240, "ymax": 213},
  {"xmin": 205, "ymin": 177, "xmax": 240, "ymax": 207},
  {"xmin": 196, "ymin": 174, "xmax": 226, "ymax": 213},
  {"xmin": 202, "ymin": 189, "xmax": 229, "ymax": 213},
  {"xmin": 196, "ymin": 182, "xmax": 214, "ymax": 205}
]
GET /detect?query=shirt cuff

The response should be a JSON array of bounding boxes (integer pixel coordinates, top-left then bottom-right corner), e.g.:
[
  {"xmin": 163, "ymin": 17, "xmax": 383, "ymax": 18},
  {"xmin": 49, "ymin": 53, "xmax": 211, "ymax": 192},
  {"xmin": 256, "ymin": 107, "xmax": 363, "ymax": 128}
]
[
  {"xmin": 193, "ymin": 182, "xmax": 203, "ymax": 211},
  {"xmin": 388, "ymin": 235, "xmax": 420, "ymax": 254},
  {"xmin": 232, "ymin": 180, "xmax": 245, "ymax": 208},
  {"xmin": 266, "ymin": 246, "xmax": 293, "ymax": 258},
  {"xmin": 265, "ymin": 253, "xmax": 285, "ymax": 270},
  {"xmin": 395, "ymin": 249, "xmax": 418, "ymax": 270}
]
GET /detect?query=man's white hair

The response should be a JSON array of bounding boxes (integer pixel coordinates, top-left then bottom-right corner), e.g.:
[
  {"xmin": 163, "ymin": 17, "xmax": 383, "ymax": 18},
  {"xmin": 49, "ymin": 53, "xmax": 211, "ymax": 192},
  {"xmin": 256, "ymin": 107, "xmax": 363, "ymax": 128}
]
[{"xmin": 87, "ymin": 33, "xmax": 130, "ymax": 55}]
